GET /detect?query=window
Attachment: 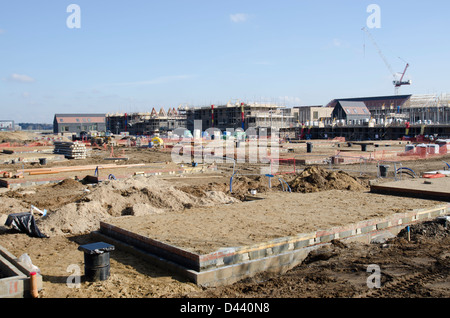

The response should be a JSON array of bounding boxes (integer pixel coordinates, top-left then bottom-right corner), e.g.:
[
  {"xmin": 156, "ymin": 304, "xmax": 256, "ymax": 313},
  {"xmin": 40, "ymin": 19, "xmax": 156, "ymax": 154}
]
[{"xmin": 313, "ymin": 111, "xmax": 318, "ymax": 120}]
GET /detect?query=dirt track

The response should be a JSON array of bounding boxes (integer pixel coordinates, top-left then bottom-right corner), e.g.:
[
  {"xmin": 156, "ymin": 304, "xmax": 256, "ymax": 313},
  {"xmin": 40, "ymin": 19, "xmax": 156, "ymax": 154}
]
[{"xmin": 0, "ymin": 134, "xmax": 449, "ymax": 299}]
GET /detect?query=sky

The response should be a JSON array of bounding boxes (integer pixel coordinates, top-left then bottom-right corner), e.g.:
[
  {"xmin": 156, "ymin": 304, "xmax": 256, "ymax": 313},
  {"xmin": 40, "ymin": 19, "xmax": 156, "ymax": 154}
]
[{"xmin": 1, "ymin": 0, "xmax": 450, "ymax": 123}]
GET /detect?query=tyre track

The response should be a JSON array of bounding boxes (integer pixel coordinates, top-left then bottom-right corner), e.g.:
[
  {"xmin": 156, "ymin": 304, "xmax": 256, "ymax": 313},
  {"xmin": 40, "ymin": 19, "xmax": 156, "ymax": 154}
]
[{"xmin": 357, "ymin": 269, "xmax": 448, "ymax": 298}]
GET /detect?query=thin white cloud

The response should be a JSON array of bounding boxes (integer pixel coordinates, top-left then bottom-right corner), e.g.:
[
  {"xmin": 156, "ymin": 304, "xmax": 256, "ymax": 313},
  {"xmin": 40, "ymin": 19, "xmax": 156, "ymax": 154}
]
[
  {"xmin": 333, "ymin": 38, "xmax": 343, "ymax": 47},
  {"xmin": 4, "ymin": 73, "xmax": 36, "ymax": 83},
  {"xmin": 109, "ymin": 75, "xmax": 193, "ymax": 86},
  {"xmin": 230, "ymin": 13, "xmax": 249, "ymax": 23},
  {"xmin": 331, "ymin": 38, "xmax": 350, "ymax": 49}
]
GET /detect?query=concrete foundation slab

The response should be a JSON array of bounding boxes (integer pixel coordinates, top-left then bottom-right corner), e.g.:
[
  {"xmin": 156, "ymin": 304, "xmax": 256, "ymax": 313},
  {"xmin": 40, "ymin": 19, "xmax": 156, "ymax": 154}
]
[
  {"xmin": 370, "ymin": 177, "xmax": 450, "ymax": 202},
  {"xmin": 94, "ymin": 204, "xmax": 449, "ymax": 287}
]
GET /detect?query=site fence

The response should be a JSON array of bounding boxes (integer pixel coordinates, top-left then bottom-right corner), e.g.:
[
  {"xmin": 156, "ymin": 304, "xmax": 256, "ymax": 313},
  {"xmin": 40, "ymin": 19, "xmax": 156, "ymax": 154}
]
[
  {"xmin": 327, "ymin": 152, "xmax": 448, "ymax": 181},
  {"xmin": 269, "ymin": 158, "xmax": 296, "ymax": 175},
  {"xmin": 0, "ymin": 141, "xmax": 53, "ymax": 148}
]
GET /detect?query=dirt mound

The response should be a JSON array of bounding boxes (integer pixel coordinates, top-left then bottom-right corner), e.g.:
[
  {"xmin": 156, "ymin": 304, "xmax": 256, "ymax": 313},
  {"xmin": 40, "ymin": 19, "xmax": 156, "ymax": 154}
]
[
  {"xmin": 0, "ymin": 197, "xmax": 28, "ymax": 215},
  {"xmin": 180, "ymin": 167, "xmax": 367, "ymax": 199},
  {"xmin": 4, "ymin": 179, "xmax": 87, "ymax": 212},
  {"xmin": 51, "ymin": 178, "xmax": 84, "ymax": 190},
  {"xmin": 288, "ymin": 166, "xmax": 368, "ymax": 193},
  {"xmin": 396, "ymin": 218, "xmax": 450, "ymax": 241},
  {"xmin": 36, "ymin": 175, "xmax": 238, "ymax": 237},
  {"xmin": 231, "ymin": 176, "xmax": 270, "ymax": 197},
  {"xmin": 0, "ymin": 131, "xmax": 36, "ymax": 143},
  {"xmin": 178, "ymin": 175, "xmax": 271, "ymax": 201}
]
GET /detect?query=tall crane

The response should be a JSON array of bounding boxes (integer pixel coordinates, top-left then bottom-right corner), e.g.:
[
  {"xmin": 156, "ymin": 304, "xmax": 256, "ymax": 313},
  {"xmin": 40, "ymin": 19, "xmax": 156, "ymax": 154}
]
[{"xmin": 362, "ymin": 27, "xmax": 411, "ymax": 95}]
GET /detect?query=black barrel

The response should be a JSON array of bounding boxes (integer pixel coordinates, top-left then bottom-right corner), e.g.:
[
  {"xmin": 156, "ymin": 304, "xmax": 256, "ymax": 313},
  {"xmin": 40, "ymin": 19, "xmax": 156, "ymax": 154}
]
[
  {"xmin": 379, "ymin": 165, "xmax": 389, "ymax": 178},
  {"xmin": 39, "ymin": 158, "xmax": 47, "ymax": 165},
  {"xmin": 78, "ymin": 242, "xmax": 115, "ymax": 282},
  {"xmin": 306, "ymin": 142, "xmax": 313, "ymax": 153},
  {"xmin": 361, "ymin": 144, "xmax": 367, "ymax": 152},
  {"xmin": 83, "ymin": 252, "xmax": 110, "ymax": 281}
]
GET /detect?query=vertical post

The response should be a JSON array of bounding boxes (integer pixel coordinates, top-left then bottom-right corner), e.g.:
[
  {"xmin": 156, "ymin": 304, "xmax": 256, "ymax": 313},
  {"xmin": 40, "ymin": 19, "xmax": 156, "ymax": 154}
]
[
  {"xmin": 30, "ymin": 272, "xmax": 39, "ymax": 298},
  {"xmin": 211, "ymin": 105, "xmax": 214, "ymax": 128},
  {"xmin": 241, "ymin": 103, "xmax": 245, "ymax": 130}
]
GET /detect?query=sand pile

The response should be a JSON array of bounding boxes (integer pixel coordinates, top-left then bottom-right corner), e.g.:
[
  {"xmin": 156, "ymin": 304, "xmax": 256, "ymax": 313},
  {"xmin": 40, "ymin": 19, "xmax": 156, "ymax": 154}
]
[
  {"xmin": 231, "ymin": 176, "xmax": 270, "ymax": 196},
  {"xmin": 0, "ymin": 131, "xmax": 37, "ymax": 143},
  {"xmin": 177, "ymin": 176, "xmax": 271, "ymax": 201},
  {"xmin": 0, "ymin": 197, "xmax": 28, "ymax": 215},
  {"xmin": 5, "ymin": 178, "xmax": 87, "ymax": 211},
  {"xmin": 198, "ymin": 176, "xmax": 271, "ymax": 201},
  {"xmin": 288, "ymin": 166, "xmax": 367, "ymax": 193},
  {"xmin": 36, "ymin": 176, "xmax": 238, "ymax": 237}
]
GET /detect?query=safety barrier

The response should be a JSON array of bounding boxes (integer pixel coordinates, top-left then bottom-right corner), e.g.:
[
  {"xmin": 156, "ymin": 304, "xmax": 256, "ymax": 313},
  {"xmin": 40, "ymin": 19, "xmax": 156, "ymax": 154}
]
[{"xmin": 269, "ymin": 158, "xmax": 296, "ymax": 175}]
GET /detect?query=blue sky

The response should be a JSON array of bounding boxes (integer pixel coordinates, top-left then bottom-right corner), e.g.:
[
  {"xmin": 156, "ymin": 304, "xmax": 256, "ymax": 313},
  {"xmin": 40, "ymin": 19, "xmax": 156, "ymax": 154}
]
[{"xmin": 1, "ymin": 0, "xmax": 449, "ymax": 123}]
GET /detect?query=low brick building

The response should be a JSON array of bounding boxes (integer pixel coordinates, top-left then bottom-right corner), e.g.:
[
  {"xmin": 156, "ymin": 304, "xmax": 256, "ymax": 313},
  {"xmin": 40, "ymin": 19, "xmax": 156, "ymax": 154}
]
[{"xmin": 53, "ymin": 113, "xmax": 106, "ymax": 136}]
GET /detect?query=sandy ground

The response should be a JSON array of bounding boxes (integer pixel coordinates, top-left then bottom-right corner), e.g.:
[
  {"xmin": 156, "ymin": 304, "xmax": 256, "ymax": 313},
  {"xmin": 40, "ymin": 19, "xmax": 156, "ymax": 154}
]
[{"xmin": 0, "ymin": 133, "xmax": 449, "ymax": 299}]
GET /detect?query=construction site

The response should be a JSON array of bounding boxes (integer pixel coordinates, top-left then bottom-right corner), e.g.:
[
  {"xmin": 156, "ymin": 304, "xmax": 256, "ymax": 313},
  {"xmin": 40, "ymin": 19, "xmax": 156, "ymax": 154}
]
[
  {"xmin": 3, "ymin": 1, "xmax": 450, "ymax": 308},
  {"xmin": 0, "ymin": 128, "xmax": 449, "ymax": 299}
]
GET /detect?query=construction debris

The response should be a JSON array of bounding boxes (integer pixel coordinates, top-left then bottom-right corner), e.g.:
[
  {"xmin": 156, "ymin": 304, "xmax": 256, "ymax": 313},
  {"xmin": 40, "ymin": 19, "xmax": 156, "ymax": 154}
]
[{"xmin": 4, "ymin": 212, "xmax": 47, "ymax": 238}]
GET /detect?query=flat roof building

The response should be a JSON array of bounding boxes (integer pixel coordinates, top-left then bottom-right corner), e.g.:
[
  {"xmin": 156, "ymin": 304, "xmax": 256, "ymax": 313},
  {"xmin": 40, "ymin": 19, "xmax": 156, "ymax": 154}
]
[
  {"xmin": 292, "ymin": 106, "xmax": 333, "ymax": 125},
  {"xmin": 0, "ymin": 120, "xmax": 15, "ymax": 131}
]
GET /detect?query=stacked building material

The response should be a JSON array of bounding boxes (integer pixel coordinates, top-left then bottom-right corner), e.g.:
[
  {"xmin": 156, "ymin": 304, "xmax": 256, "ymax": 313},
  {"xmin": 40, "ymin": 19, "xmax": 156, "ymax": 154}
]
[{"xmin": 53, "ymin": 141, "xmax": 87, "ymax": 159}]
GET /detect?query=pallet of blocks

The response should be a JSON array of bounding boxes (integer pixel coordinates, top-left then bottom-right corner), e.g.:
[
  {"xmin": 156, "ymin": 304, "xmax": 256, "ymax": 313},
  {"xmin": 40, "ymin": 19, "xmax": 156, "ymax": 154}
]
[{"xmin": 53, "ymin": 141, "xmax": 87, "ymax": 159}]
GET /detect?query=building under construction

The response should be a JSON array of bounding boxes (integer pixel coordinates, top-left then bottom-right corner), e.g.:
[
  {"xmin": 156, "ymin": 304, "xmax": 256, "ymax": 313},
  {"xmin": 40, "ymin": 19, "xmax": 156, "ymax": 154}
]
[
  {"xmin": 185, "ymin": 101, "xmax": 294, "ymax": 133},
  {"xmin": 106, "ymin": 107, "xmax": 187, "ymax": 135},
  {"xmin": 280, "ymin": 93, "xmax": 450, "ymax": 141},
  {"xmin": 326, "ymin": 94, "xmax": 450, "ymax": 125},
  {"xmin": 103, "ymin": 93, "xmax": 450, "ymax": 139}
]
